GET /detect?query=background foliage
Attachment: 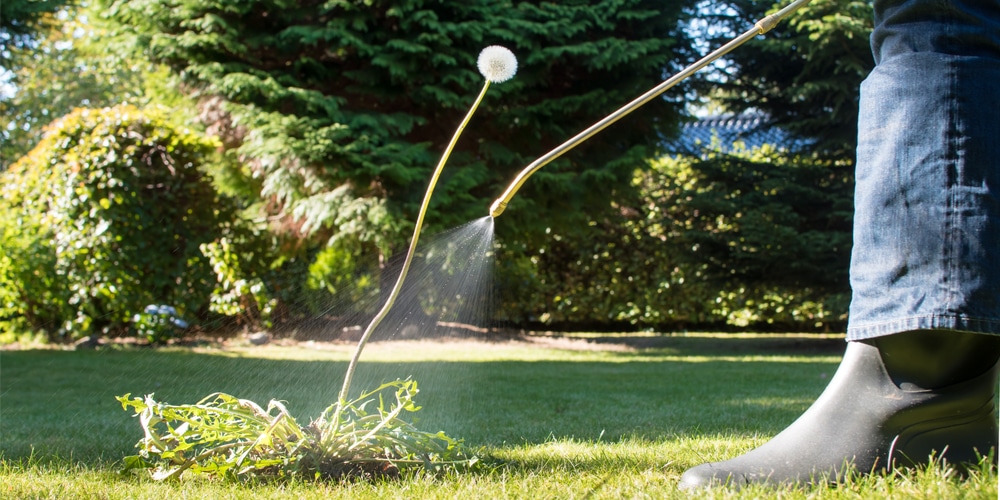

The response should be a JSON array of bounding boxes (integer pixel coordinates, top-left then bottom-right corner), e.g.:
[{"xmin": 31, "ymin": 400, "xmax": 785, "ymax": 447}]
[
  {"xmin": 1, "ymin": 0, "xmax": 875, "ymax": 340},
  {"xmin": 500, "ymin": 142, "xmax": 854, "ymax": 331}
]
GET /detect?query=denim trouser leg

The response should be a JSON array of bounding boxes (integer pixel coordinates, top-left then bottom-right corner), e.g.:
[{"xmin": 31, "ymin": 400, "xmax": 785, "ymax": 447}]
[{"xmin": 847, "ymin": 1, "xmax": 1000, "ymax": 340}]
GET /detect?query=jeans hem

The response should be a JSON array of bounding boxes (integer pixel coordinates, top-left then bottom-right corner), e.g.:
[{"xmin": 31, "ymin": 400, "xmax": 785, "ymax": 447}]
[{"xmin": 846, "ymin": 315, "xmax": 1000, "ymax": 341}]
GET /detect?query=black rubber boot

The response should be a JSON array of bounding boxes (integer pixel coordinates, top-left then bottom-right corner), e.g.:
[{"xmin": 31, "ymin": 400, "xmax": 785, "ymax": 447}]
[{"xmin": 678, "ymin": 331, "xmax": 1000, "ymax": 489}]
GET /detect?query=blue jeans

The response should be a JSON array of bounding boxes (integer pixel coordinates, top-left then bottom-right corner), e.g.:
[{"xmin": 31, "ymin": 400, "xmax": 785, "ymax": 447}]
[{"xmin": 847, "ymin": 0, "xmax": 1000, "ymax": 340}]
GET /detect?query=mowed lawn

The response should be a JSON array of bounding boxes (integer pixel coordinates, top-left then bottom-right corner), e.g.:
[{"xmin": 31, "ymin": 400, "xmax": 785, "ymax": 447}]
[{"xmin": 1, "ymin": 333, "xmax": 996, "ymax": 499}]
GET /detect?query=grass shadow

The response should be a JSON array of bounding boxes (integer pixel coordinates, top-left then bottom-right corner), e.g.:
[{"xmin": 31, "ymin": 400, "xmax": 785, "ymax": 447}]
[{"xmin": 523, "ymin": 331, "xmax": 847, "ymax": 357}]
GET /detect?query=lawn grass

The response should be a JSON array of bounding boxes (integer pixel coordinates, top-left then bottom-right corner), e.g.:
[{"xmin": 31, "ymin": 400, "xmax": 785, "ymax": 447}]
[{"xmin": 1, "ymin": 333, "xmax": 996, "ymax": 499}]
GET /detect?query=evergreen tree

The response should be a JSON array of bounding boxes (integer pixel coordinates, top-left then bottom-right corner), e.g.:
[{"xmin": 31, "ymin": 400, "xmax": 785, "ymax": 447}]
[
  {"xmin": 691, "ymin": 0, "xmax": 874, "ymax": 157},
  {"xmin": 102, "ymin": 0, "xmax": 698, "ymax": 259}
]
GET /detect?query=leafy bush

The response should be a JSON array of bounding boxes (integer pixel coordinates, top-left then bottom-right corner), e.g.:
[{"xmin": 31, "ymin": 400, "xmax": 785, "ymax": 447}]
[
  {"xmin": 130, "ymin": 304, "xmax": 190, "ymax": 344},
  {"xmin": 646, "ymin": 144, "xmax": 853, "ymax": 329},
  {"xmin": 306, "ymin": 241, "xmax": 380, "ymax": 315},
  {"xmin": 499, "ymin": 142, "xmax": 853, "ymax": 331},
  {"xmin": 0, "ymin": 203, "xmax": 71, "ymax": 337},
  {"xmin": 1, "ymin": 104, "xmax": 232, "ymax": 340},
  {"xmin": 200, "ymin": 238, "xmax": 277, "ymax": 331}
]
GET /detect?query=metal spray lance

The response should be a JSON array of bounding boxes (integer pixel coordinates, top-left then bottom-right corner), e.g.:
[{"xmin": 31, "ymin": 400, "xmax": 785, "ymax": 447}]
[{"xmin": 488, "ymin": 0, "xmax": 813, "ymax": 218}]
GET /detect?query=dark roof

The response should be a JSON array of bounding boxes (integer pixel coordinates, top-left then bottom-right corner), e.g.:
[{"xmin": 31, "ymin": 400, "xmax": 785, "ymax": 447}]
[{"xmin": 667, "ymin": 114, "xmax": 813, "ymax": 156}]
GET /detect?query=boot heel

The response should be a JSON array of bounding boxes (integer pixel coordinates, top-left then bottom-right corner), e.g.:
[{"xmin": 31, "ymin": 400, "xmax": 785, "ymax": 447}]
[{"xmin": 891, "ymin": 399, "xmax": 999, "ymax": 469}]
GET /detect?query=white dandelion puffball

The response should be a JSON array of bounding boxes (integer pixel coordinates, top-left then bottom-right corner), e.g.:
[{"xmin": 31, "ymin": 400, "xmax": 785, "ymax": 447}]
[{"xmin": 477, "ymin": 45, "xmax": 518, "ymax": 83}]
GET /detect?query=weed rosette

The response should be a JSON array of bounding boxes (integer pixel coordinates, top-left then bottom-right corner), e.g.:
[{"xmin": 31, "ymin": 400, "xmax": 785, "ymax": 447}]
[{"xmin": 117, "ymin": 379, "xmax": 474, "ymax": 482}]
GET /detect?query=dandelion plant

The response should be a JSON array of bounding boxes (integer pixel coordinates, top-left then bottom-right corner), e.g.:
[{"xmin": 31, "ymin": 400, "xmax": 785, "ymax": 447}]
[
  {"xmin": 117, "ymin": 380, "xmax": 470, "ymax": 481},
  {"xmin": 337, "ymin": 44, "xmax": 518, "ymax": 405},
  {"xmin": 118, "ymin": 46, "xmax": 517, "ymax": 482}
]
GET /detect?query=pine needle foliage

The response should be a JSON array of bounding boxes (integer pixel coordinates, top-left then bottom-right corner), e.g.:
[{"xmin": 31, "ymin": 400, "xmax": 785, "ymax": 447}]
[
  {"xmin": 100, "ymin": 0, "xmax": 696, "ymax": 251},
  {"xmin": 690, "ymin": 0, "xmax": 874, "ymax": 158}
]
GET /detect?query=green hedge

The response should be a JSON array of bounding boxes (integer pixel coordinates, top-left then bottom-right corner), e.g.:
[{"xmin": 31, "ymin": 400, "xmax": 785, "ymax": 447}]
[
  {"xmin": 1, "ymin": 105, "xmax": 232, "ymax": 340},
  {"xmin": 495, "ymin": 143, "xmax": 853, "ymax": 331}
]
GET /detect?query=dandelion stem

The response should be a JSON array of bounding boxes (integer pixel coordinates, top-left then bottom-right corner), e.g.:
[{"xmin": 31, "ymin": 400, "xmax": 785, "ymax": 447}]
[{"xmin": 335, "ymin": 80, "xmax": 493, "ymax": 409}]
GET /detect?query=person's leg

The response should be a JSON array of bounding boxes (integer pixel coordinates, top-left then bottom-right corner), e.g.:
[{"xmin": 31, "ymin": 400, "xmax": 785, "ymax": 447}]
[
  {"xmin": 679, "ymin": 0, "xmax": 1000, "ymax": 488},
  {"xmin": 848, "ymin": 0, "xmax": 1000, "ymax": 341}
]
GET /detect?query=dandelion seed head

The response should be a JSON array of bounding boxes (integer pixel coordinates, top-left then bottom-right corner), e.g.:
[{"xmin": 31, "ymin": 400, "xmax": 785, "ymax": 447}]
[{"xmin": 477, "ymin": 45, "xmax": 518, "ymax": 83}]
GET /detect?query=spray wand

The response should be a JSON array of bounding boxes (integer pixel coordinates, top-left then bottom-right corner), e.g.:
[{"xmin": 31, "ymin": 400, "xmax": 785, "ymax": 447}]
[{"xmin": 489, "ymin": 0, "xmax": 813, "ymax": 218}]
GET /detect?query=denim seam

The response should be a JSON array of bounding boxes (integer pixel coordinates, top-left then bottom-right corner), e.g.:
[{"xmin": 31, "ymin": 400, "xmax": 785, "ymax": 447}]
[{"xmin": 944, "ymin": 50, "xmax": 960, "ymax": 315}]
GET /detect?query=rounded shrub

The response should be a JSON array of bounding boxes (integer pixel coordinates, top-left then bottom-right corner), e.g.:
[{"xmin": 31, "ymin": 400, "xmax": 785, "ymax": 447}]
[{"xmin": 1, "ymin": 104, "xmax": 231, "ymax": 340}]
